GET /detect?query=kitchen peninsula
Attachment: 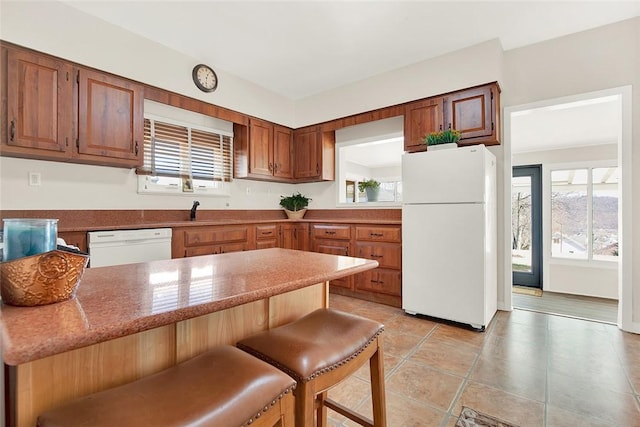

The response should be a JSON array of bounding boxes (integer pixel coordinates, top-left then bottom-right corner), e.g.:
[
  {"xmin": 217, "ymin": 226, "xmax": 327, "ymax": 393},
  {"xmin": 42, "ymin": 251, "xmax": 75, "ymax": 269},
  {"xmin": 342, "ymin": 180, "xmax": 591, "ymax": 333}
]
[{"xmin": 0, "ymin": 248, "xmax": 378, "ymax": 427}]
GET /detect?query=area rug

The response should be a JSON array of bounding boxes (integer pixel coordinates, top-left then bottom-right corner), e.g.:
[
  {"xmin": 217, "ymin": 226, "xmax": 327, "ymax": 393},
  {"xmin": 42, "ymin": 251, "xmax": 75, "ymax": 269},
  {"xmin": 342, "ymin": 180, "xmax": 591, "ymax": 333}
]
[
  {"xmin": 512, "ymin": 286, "xmax": 542, "ymax": 297},
  {"xmin": 456, "ymin": 406, "xmax": 520, "ymax": 427}
]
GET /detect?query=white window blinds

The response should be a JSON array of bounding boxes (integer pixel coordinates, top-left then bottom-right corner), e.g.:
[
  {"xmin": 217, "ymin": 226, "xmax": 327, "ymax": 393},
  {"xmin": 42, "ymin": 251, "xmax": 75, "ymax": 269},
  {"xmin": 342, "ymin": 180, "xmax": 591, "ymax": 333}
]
[{"xmin": 137, "ymin": 117, "xmax": 232, "ymax": 182}]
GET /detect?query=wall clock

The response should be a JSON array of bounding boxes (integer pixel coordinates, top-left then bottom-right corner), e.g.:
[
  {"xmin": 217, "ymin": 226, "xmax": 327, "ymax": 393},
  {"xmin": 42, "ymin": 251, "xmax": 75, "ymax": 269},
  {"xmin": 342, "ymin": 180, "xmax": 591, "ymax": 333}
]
[{"xmin": 192, "ymin": 64, "xmax": 218, "ymax": 93}]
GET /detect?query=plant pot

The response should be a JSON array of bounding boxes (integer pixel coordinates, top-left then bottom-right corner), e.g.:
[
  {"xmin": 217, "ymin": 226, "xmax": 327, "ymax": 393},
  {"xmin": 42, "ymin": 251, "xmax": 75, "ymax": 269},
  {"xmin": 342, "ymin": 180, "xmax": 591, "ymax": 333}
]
[
  {"xmin": 365, "ymin": 187, "xmax": 380, "ymax": 202},
  {"xmin": 284, "ymin": 208, "xmax": 307, "ymax": 220},
  {"xmin": 428, "ymin": 143, "xmax": 458, "ymax": 151}
]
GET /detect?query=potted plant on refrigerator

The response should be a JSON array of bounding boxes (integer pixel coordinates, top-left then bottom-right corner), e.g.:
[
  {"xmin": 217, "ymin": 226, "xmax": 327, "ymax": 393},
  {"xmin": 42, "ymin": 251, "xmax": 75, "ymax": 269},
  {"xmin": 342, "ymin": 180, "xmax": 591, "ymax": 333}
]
[
  {"xmin": 424, "ymin": 128, "xmax": 461, "ymax": 150},
  {"xmin": 279, "ymin": 192, "xmax": 311, "ymax": 219},
  {"xmin": 358, "ymin": 179, "xmax": 380, "ymax": 202}
]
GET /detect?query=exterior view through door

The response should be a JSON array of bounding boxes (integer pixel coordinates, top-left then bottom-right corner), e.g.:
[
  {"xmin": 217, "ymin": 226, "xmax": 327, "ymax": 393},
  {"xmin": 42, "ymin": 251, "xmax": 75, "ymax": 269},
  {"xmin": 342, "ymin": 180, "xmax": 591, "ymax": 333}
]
[{"xmin": 512, "ymin": 165, "xmax": 542, "ymax": 288}]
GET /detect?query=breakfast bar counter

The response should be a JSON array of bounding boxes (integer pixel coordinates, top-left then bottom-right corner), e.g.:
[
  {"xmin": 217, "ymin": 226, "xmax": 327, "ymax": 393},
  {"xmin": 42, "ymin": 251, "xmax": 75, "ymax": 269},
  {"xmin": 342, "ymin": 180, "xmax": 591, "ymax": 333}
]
[{"xmin": 0, "ymin": 248, "xmax": 378, "ymax": 427}]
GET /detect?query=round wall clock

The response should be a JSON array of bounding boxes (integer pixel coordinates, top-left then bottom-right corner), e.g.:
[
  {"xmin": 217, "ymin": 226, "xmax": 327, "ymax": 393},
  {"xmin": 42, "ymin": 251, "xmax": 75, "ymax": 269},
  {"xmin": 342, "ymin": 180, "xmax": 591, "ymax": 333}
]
[{"xmin": 192, "ymin": 64, "xmax": 218, "ymax": 93}]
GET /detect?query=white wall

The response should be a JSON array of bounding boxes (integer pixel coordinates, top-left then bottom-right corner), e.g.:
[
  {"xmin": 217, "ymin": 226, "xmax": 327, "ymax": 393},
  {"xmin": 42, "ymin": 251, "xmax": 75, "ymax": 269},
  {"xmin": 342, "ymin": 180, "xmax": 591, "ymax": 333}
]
[
  {"xmin": 294, "ymin": 39, "xmax": 505, "ymax": 127},
  {"xmin": 504, "ymin": 17, "xmax": 639, "ymax": 330}
]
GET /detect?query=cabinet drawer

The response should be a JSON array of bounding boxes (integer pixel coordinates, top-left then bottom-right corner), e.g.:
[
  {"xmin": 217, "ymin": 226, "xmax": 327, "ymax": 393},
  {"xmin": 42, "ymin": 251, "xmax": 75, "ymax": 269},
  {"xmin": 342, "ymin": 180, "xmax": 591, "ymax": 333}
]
[
  {"xmin": 256, "ymin": 224, "xmax": 278, "ymax": 240},
  {"xmin": 219, "ymin": 242, "xmax": 247, "ymax": 254},
  {"xmin": 312, "ymin": 239, "xmax": 350, "ymax": 257},
  {"xmin": 184, "ymin": 226, "xmax": 248, "ymax": 246},
  {"xmin": 256, "ymin": 239, "xmax": 278, "ymax": 249},
  {"xmin": 311, "ymin": 224, "xmax": 351, "ymax": 240},
  {"xmin": 355, "ymin": 269, "xmax": 401, "ymax": 296},
  {"xmin": 355, "ymin": 226, "xmax": 401, "ymax": 243},
  {"xmin": 356, "ymin": 243, "xmax": 401, "ymax": 270},
  {"xmin": 184, "ymin": 246, "xmax": 217, "ymax": 257}
]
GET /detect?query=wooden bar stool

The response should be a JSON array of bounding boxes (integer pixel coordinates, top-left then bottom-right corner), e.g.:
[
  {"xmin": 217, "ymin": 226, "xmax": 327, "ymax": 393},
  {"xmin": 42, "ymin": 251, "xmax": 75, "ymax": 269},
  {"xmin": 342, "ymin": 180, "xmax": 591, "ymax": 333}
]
[
  {"xmin": 237, "ymin": 308, "xmax": 387, "ymax": 427},
  {"xmin": 37, "ymin": 345, "xmax": 296, "ymax": 427}
]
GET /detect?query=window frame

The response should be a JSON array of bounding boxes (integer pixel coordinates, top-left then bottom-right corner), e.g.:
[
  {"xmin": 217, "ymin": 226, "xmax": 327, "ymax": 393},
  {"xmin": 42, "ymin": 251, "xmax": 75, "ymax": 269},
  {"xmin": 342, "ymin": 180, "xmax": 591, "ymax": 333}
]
[
  {"xmin": 137, "ymin": 113, "xmax": 233, "ymax": 197},
  {"xmin": 545, "ymin": 160, "xmax": 619, "ymax": 267}
]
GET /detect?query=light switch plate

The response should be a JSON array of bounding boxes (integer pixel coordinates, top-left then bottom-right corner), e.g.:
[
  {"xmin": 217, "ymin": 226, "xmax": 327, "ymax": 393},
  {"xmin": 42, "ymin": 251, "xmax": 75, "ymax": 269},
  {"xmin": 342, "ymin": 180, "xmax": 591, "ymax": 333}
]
[{"xmin": 28, "ymin": 172, "xmax": 41, "ymax": 186}]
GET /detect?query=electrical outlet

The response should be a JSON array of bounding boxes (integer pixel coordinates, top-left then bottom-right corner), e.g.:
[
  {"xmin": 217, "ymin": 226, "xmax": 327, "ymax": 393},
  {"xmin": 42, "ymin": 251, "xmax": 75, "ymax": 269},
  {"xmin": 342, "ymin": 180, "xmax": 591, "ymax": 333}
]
[
  {"xmin": 246, "ymin": 186, "xmax": 251, "ymax": 195},
  {"xmin": 28, "ymin": 172, "xmax": 41, "ymax": 186}
]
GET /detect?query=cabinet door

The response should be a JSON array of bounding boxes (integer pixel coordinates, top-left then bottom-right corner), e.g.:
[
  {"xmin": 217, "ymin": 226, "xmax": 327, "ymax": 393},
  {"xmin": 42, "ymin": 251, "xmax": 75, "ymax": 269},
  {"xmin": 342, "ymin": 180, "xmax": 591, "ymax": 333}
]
[
  {"xmin": 219, "ymin": 242, "xmax": 247, "ymax": 254},
  {"xmin": 294, "ymin": 128, "xmax": 320, "ymax": 179},
  {"xmin": 444, "ymin": 85, "xmax": 493, "ymax": 140},
  {"xmin": 404, "ymin": 97, "xmax": 443, "ymax": 152},
  {"xmin": 313, "ymin": 239, "xmax": 352, "ymax": 289},
  {"xmin": 273, "ymin": 125, "xmax": 293, "ymax": 179},
  {"xmin": 356, "ymin": 243, "xmax": 401, "ymax": 270},
  {"xmin": 5, "ymin": 48, "xmax": 73, "ymax": 157},
  {"xmin": 355, "ymin": 269, "xmax": 401, "ymax": 296},
  {"xmin": 77, "ymin": 68, "xmax": 143, "ymax": 166},
  {"xmin": 249, "ymin": 118, "xmax": 274, "ymax": 177}
]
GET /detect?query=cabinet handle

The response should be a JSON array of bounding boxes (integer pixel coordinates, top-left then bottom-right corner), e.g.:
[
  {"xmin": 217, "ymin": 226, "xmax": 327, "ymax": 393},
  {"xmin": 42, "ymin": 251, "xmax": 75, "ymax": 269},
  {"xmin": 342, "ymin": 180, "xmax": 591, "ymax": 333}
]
[
  {"xmin": 448, "ymin": 123, "xmax": 452, "ymax": 130},
  {"xmin": 135, "ymin": 140, "xmax": 139, "ymax": 156},
  {"xmin": 370, "ymin": 232, "xmax": 384, "ymax": 237},
  {"xmin": 274, "ymin": 163, "xmax": 279, "ymax": 173},
  {"xmin": 268, "ymin": 162, "xmax": 273, "ymax": 172},
  {"xmin": 439, "ymin": 124, "xmax": 443, "ymax": 131},
  {"xmin": 371, "ymin": 254, "xmax": 383, "ymax": 258},
  {"xmin": 344, "ymin": 248, "xmax": 349, "ymax": 255},
  {"xmin": 10, "ymin": 119, "xmax": 15, "ymax": 141},
  {"xmin": 325, "ymin": 231, "xmax": 336, "ymax": 235},
  {"xmin": 316, "ymin": 163, "xmax": 319, "ymax": 174},
  {"xmin": 294, "ymin": 228, "xmax": 297, "ymax": 239}
]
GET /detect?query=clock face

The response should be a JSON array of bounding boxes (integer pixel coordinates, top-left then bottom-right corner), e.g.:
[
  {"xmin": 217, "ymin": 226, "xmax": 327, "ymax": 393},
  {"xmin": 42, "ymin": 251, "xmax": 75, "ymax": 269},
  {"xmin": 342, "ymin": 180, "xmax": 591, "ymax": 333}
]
[{"xmin": 192, "ymin": 64, "xmax": 218, "ymax": 92}]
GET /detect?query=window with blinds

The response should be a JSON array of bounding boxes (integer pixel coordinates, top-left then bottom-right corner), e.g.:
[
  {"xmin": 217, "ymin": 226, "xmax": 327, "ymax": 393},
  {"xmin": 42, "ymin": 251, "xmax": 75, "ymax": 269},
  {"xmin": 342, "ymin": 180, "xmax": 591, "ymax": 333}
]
[{"xmin": 137, "ymin": 115, "xmax": 233, "ymax": 196}]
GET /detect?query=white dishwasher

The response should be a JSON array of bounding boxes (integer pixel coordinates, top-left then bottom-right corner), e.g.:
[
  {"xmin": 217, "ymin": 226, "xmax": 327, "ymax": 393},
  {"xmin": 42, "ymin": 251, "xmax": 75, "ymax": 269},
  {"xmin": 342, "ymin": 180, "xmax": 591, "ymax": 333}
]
[{"xmin": 87, "ymin": 228, "xmax": 172, "ymax": 267}]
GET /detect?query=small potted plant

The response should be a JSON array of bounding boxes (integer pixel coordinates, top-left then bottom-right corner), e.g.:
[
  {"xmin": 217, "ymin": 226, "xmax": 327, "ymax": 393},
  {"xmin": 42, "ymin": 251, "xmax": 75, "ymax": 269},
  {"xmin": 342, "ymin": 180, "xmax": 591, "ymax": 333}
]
[
  {"xmin": 358, "ymin": 179, "xmax": 380, "ymax": 202},
  {"xmin": 279, "ymin": 192, "xmax": 312, "ymax": 219},
  {"xmin": 424, "ymin": 128, "xmax": 461, "ymax": 150}
]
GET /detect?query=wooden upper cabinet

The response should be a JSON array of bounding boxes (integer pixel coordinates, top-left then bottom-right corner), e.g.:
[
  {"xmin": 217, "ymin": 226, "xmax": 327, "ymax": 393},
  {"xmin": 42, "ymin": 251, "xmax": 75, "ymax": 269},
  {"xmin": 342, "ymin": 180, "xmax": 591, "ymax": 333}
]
[
  {"xmin": 404, "ymin": 82, "xmax": 500, "ymax": 152},
  {"xmin": 248, "ymin": 118, "xmax": 274, "ymax": 177},
  {"xmin": 293, "ymin": 127, "xmax": 319, "ymax": 179},
  {"xmin": 403, "ymin": 97, "xmax": 443, "ymax": 152},
  {"xmin": 77, "ymin": 68, "xmax": 143, "ymax": 167},
  {"xmin": 293, "ymin": 127, "xmax": 335, "ymax": 181},
  {"xmin": 273, "ymin": 125, "xmax": 293, "ymax": 179},
  {"xmin": 235, "ymin": 119, "xmax": 293, "ymax": 181},
  {"xmin": 444, "ymin": 83, "xmax": 500, "ymax": 145},
  {"xmin": 3, "ymin": 48, "xmax": 73, "ymax": 159}
]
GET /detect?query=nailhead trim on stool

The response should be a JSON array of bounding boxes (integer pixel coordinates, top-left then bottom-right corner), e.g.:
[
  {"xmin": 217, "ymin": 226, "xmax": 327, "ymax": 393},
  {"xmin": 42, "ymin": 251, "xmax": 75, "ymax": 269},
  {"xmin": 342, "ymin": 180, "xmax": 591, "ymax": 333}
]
[
  {"xmin": 37, "ymin": 346, "xmax": 296, "ymax": 427},
  {"xmin": 237, "ymin": 308, "xmax": 387, "ymax": 427}
]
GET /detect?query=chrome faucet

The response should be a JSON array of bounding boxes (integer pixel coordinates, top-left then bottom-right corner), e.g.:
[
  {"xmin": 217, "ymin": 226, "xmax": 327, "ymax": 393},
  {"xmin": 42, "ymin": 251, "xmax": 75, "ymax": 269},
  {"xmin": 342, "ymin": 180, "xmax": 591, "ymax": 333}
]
[{"xmin": 190, "ymin": 200, "xmax": 200, "ymax": 221}]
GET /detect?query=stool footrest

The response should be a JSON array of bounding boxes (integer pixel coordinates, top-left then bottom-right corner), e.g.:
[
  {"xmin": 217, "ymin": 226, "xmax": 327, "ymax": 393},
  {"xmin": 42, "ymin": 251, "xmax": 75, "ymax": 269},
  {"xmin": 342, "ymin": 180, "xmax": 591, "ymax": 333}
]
[{"xmin": 324, "ymin": 398, "xmax": 374, "ymax": 427}]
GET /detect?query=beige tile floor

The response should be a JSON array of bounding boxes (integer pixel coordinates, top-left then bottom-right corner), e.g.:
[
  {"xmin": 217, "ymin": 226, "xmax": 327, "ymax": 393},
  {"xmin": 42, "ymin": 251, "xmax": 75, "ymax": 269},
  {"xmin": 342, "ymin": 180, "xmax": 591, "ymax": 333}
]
[{"xmin": 326, "ymin": 294, "xmax": 640, "ymax": 427}]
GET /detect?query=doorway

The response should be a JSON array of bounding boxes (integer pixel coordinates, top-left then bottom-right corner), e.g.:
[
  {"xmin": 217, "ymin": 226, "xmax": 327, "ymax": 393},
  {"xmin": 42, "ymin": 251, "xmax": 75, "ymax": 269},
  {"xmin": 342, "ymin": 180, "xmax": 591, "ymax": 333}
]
[
  {"xmin": 504, "ymin": 87, "xmax": 631, "ymax": 328},
  {"xmin": 512, "ymin": 165, "xmax": 542, "ymax": 289}
]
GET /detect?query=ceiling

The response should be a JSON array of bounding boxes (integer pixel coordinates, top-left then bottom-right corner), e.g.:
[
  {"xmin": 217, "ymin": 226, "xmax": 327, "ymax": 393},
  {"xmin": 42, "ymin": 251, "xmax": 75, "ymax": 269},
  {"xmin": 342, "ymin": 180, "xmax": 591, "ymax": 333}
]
[
  {"xmin": 61, "ymin": 1, "xmax": 640, "ymax": 100},
  {"xmin": 511, "ymin": 95, "xmax": 621, "ymax": 154}
]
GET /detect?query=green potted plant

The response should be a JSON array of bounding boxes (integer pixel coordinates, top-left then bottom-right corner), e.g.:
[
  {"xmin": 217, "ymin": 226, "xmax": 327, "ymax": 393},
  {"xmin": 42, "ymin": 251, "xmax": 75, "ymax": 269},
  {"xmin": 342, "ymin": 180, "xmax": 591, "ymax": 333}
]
[
  {"xmin": 279, "ymin": 192, "xmax": 312, "ymax": 219},
  {"xmin": 358, "ymin": 179, "xmax": 380, "ymax": 202},
  {"xmin": 424, "ymin": 128, "xmax": 461, "ymax": 150}
]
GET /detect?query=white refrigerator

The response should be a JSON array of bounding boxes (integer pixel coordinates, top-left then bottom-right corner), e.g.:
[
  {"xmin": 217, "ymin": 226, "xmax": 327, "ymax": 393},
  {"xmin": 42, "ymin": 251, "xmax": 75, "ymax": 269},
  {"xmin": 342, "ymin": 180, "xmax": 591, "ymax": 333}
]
[{"xmin": 401, "ymin": 145, "xmax": 497, "ymax": 330}]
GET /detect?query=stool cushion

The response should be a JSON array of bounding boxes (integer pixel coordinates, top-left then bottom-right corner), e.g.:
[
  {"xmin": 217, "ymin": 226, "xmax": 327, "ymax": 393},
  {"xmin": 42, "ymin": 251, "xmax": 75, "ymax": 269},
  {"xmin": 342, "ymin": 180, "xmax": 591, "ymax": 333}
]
[
  {"xmin": 237, "ymin": 308, "xmax": 384, "ymax": 383},
  {"xmin": 37, "ymin": 346, "xmax": 296, "ymax": 427}
]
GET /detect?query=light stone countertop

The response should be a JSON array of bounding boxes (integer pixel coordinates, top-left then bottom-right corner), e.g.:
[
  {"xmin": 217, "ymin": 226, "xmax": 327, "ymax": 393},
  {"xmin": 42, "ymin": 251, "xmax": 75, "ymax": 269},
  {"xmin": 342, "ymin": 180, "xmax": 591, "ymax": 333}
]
[{"xmin": 0, "ymin": 248, "xmax": 378, "ymax": 365}]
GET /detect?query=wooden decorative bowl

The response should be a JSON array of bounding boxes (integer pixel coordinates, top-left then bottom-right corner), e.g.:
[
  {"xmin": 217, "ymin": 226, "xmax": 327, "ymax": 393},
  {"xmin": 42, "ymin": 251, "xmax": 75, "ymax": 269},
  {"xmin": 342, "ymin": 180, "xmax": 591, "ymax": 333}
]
[{"xmin": 0, "ymin": 249, "xmax": 89, "ymax": 306}]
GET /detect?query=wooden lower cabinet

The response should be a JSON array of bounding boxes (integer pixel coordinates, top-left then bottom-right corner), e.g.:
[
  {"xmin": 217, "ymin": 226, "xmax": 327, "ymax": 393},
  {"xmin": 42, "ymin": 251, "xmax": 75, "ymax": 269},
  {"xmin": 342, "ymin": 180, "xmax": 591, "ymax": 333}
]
[
  {"xmin": 354, "ymin": 268, "xmax": 401, "ymax": 296},
  {"xmin": 172, "ymin": 221, "xmax": 401, "ymax": 306},
  {"xmin": 173, "ymin": 225, "xmax": 249, "ymax": 258},
  {"xmin": 280, "ymin": 223, "xmax": 309, "ymax": 251},
  {"xmin": 255, "ymin": 224, "xmax": 279, "ymax": 249}
]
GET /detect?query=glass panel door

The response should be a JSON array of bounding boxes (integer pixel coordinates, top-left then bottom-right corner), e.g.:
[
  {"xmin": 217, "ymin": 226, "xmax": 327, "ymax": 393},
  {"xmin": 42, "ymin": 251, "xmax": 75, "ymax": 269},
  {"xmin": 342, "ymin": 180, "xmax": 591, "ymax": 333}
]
[{"xmin": 512, "ymin": 165, "xmax": 542, "ymax": 288}]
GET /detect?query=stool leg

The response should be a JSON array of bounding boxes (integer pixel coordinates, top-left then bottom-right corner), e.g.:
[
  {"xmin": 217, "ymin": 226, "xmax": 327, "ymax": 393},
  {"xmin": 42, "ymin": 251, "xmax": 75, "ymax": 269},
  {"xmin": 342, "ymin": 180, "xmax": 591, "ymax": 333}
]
[
  {"xmin": 295, "ymin": 381, "xmax": 316, "ymax": 427},
  {"xmin": 316, "ymin": 391, "xmax": 328, "ymax": 427},
  {"xmin": 370, "ymin": 337, "xmax": 387, "ymax": 427}
]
